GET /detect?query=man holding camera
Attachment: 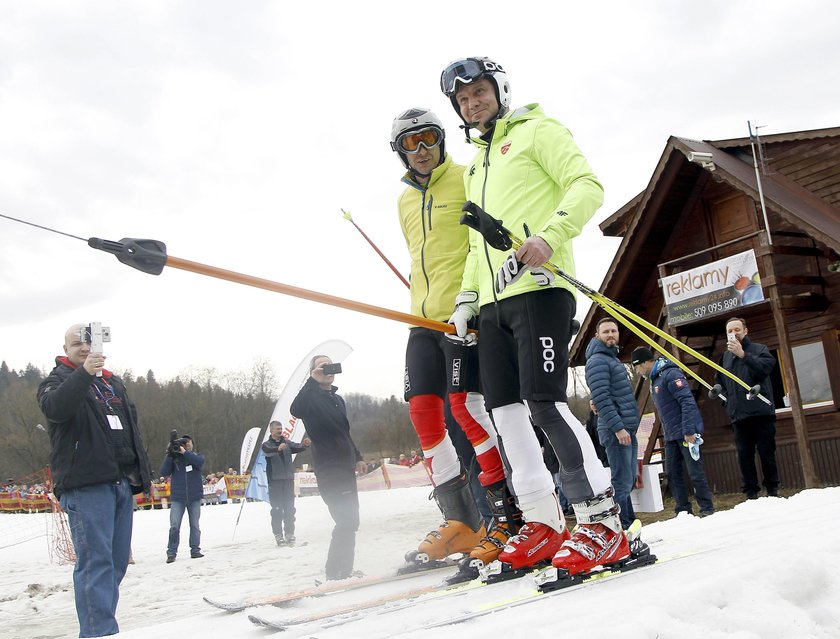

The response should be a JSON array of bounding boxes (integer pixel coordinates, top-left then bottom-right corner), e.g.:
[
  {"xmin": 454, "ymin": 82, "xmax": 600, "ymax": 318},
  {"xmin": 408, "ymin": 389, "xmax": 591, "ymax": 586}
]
[
  {"xmin": 37, "ymin": 323, "xmax": 151, "ymax": 637},
  {"xmin": 290, "ymin": 356, "xmax": 368, "ymax": 580},
  {"xmin": 716, "ymin": 317, "xmax": 779, "ymax": 499},
  {"xmin": 262, "ymin": 420, "xmax": 309, "ymax": 546},
  {"xmin": 160, "ymin": 433, "xmax": 205, "ymax": 562}
]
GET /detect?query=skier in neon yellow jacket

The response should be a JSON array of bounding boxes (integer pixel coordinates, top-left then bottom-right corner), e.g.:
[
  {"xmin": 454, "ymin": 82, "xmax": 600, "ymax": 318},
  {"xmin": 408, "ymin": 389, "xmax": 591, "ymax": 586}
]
[
  {"xmin": 441, "ymin": 57, "xmax": 642, "ymax": 577},
  {"xmin": 459, "ymin": 103, "xmax": 604, "ymax": 305}
]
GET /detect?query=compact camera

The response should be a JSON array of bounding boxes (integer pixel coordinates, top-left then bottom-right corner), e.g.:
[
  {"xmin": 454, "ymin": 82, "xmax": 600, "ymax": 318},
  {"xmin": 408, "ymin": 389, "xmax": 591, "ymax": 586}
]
[
  {"xmin": 322, "ymin": 363, "xmax": 342, "ymax": 375},
  {"xmin": 80, "ymin": 322, "xmax": 111, "ymax": 377},
  {"xmin": 727, "ymin": 333, "xmax": 737, "ymax": 343}
]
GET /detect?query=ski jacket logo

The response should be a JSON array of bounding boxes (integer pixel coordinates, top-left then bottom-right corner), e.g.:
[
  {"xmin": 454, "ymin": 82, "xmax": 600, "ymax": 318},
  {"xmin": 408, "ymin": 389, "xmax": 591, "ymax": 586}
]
[{"xmin": 501, "ymin": 142, "xmax": 511, "ymax": 155}]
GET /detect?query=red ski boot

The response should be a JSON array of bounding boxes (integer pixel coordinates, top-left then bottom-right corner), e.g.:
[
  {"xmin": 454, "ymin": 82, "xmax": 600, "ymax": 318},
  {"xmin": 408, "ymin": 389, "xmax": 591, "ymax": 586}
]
[
  {"xmin": 551, "ymin": 490, "xmax": 630, "ymax": 575},
  {"xmin": 497, "ymin": 522, "xmax": 571, "ymax": 570}
]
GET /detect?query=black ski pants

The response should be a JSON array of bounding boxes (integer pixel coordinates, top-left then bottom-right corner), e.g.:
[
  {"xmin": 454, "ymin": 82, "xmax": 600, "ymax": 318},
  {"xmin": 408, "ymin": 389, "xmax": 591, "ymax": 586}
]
[
  {"xmin": 317, "ymin": 468, "xmax": 360, "ymax": 580},
  {"xmin": 732, "ymin": 415, "xmax": 779, "ymax": 496}
]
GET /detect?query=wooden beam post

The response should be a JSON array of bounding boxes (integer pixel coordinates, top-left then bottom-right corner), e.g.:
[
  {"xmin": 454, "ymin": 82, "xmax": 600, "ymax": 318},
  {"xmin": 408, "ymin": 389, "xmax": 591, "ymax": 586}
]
[{"xmin": 760, "ymin": 247, "xmax": 819, "ymax": 487}]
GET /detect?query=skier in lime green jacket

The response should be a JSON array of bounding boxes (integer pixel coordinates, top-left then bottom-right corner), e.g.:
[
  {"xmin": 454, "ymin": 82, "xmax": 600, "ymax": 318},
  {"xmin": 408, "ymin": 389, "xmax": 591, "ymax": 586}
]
[{"xmin": 441, "ymin": 57, "xmax": 642, "ymax": 577}]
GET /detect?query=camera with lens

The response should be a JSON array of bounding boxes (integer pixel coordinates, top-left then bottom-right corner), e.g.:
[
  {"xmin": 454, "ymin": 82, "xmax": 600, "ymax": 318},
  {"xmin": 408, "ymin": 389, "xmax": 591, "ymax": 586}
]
[{"xmin": 167, "ymin": 429, "xmax": 188, "ymax": 457}]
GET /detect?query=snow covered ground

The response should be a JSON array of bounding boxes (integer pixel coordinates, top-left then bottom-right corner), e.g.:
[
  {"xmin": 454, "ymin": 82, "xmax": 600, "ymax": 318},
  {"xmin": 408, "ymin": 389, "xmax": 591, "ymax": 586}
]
[{"xmin": 1, "ymin": 485, "xmax": 839, "ymax": 639}]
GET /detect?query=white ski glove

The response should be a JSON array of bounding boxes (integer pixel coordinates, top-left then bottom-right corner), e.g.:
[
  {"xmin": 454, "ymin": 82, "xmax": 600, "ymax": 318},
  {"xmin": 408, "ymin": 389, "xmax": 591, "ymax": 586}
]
[
  {"xmin": 495, "ymin": 253, "xmax": 527, "ymax": 294},
  {"xmin": 496, "ymin": 253, "xmax": 555, "ymax": 294},
  {"xmin": 447, "ymin": 291, "xmax": 479, "ymax": 345},
  {"xmin": 530, "ymin": 267, "xmax": 555, "ymax": 287}
]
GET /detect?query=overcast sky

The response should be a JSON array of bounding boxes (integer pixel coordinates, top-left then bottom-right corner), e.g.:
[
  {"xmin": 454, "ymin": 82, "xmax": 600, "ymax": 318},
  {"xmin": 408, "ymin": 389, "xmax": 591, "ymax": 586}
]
[{"xmin": 1, "ymin": 1, "xmax": 838, "ymax": 399}]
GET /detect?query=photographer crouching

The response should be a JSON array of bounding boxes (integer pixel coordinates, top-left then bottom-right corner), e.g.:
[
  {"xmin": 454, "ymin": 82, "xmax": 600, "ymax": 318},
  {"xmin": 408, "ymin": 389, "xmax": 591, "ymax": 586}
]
[{"xmin": 160, "ymin": 432, "xmax": 205, "ymax": 563}]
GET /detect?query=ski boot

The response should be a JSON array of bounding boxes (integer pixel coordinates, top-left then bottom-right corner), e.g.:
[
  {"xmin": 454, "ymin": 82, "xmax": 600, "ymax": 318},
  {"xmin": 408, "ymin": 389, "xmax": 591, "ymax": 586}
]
[
  {"xmin": 400, "ymin": 474, "xmax": 486, "ymax": 575},
  {"xmin": 487, "ymin": 492, "xmax": 569, "ymax": 582},
  {"xmin": 551, "ymin": 488, "xmax": 631, "ymax": 576},
  {"xmin": 537, "ymin": 516, "xmax": 655, "ymax": 592},
  {"xmin": 449, "ymin": 480, "xmax": 524, "ymax": 584}
]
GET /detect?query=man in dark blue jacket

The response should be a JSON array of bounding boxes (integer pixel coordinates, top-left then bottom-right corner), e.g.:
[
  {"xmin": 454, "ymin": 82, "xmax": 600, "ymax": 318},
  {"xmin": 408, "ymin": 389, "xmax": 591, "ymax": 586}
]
[
  {"xmin": 38, "ymin": 323, "xmax": 151, "ymax": 637},
  {"xmin": 262, "ymin": 420, "xmax": 309, "ymax": 546},
  {"xmin": 585, "ymin": 318, "xmax": 640, "ymax": 529},
  {"xmin": 632, "ymin": 348, "xmax": 714, "ymax": 517},
  {"xmin": 715, "ymin": 317, "xmax": 779, "ymax": 499},
  {"xmin": 160, "ymin": 434, "xmax": 204, "ymax": 562}
]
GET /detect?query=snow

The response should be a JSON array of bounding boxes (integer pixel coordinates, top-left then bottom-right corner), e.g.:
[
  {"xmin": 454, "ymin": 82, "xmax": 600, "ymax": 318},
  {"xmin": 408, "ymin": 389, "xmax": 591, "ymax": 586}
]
[{"xmin": 1, "ymin": 486, "xmax": 839, "ymax": 639}]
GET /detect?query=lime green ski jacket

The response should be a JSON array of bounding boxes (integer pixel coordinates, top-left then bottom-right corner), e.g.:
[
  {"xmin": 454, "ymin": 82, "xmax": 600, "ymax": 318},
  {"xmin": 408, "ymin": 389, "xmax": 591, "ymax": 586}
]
[
  {"xmin": 461, "ymin": 104, "xmax": 604, "ymax": 306},
  {"xmin": 398, "ymin": 153, "xmax": 469, "ymax": 322}
]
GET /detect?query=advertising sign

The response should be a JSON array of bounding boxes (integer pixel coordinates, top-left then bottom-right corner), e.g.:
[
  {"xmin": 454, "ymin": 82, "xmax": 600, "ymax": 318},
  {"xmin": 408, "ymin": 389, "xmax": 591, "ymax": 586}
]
[{"xmin": 662, "ymin": 250, "xmax": 764, "ymax": 326}]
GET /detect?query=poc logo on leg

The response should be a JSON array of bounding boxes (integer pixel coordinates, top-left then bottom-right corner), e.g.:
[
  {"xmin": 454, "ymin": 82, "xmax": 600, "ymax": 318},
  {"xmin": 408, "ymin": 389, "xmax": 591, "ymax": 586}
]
[{"xmin": 540, "ymin": 337, "xmax": 555, "ymax": 373}]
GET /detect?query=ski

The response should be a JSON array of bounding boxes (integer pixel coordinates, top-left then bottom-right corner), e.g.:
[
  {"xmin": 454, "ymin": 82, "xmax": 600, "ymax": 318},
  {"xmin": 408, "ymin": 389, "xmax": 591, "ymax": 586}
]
[
  {"xmin": 406, "ymin": 544, "xmax": 726, "ymax": 632},
  {"xmin": 244, "ymin": 521, "xmax": 655, "ymax": 630},
  {"xmin": 203, "ymin": 558, "xmax": 458, "ymax": 612},
  {"xmin": 246, "ymin": 564, "xmax": 545, "ymax": 631},
  {"xmin": 247, "ymin": 578, "xmax": 477, "ymax": 631}
]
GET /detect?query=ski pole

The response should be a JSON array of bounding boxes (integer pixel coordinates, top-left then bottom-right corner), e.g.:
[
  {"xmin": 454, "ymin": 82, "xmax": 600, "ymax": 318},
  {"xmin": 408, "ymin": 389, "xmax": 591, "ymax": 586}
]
[
  {"xmin": 342, "ymin": 209, "xmax": 410, "ymax": 289},
  {"xmin": 0, "ymin": 212, "xmax": 466, "ymax": 337},
  {"xmin": 460, "ymin": 203, "xmax": 769, "ymax": 404},
  {"xmin": 109, "ymin": 243, "xmax": 466, "ymax": 335}
]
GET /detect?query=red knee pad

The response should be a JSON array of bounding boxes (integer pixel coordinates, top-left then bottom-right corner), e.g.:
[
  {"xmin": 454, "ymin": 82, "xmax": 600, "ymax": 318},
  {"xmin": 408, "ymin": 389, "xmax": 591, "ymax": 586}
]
[
  {"xmin": 408, "ymin": 394, "xmax": 446, "ymax": 450},
  {"xmin": 448, "ymin": 392, "xmax": 505, "ymax": 486},
  {"xmin": 448, "ymin": 392, "xmax": 488, "ymax": 444}
]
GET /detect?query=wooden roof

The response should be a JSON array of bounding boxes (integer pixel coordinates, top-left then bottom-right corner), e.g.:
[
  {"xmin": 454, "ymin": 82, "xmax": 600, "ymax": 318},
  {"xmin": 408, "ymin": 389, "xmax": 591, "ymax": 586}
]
[{"xmin": 570, "ymin": 126, "xmax": 840, "ymax": 366}]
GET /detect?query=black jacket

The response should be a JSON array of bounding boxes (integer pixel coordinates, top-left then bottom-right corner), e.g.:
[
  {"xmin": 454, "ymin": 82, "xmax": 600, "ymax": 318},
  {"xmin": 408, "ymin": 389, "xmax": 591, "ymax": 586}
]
[
  {"xmin": 715, "ymin": 336, "xmax": 776, "ymax": 422},
  {"xmin": 261, "ymin": 435, "xmax": 307, "ymax": 481},
  {"xmin": 289, "ymin": 377, "xmax": 363, "ymax": 475},
  {"xmin": 37, "ymin": 358, "xmax": 151, "ymax": 497}
]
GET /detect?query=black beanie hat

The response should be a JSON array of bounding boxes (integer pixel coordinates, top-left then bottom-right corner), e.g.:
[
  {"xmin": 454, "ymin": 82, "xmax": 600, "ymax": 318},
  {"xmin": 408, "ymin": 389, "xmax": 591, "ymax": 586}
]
[{"xmin": 630, "ymin": 347, "xmax": 655, "ymax": 366}]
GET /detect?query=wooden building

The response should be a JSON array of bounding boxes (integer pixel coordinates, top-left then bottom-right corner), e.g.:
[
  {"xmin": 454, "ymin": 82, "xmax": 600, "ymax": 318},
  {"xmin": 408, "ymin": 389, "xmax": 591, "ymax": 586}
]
[{"xmin": 570, "ymin": 126, "xmax": 840, "ymax": 491}]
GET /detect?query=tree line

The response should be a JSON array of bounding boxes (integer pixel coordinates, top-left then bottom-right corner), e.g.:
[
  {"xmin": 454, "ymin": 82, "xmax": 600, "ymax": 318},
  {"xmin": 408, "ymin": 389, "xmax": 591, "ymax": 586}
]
[{"xmin": 0, "ymin": 359, "xmax": 420, "ymax": 481}]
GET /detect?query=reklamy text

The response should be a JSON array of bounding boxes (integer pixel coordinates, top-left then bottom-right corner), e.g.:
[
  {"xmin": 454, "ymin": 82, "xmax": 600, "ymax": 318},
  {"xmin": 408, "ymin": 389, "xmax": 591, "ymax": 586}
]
[{"xmin": 665, "ymin": 266, "xmax": 730, "ymax": 299}]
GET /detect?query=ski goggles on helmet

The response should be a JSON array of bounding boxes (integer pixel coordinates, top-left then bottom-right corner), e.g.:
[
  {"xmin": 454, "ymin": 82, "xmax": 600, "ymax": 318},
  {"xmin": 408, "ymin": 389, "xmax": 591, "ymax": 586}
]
[
  {"xmin": 440, "ymin": 58, "xmax": 503, "ymax": 96},
  {"xmin": 396, "ymin": 127, "xmax": 443, "ymax": 154}
]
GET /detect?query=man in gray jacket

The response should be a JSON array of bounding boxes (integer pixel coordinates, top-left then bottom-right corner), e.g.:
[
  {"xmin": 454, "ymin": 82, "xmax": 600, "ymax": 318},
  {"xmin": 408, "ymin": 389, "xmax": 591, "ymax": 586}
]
[
  {"xmin": 585, "ymin": 318, "xmax": 640, "ymax": 529},
  {"xmin": 262, "ymin": 420, "xmax": 309, "ymax": 545}
]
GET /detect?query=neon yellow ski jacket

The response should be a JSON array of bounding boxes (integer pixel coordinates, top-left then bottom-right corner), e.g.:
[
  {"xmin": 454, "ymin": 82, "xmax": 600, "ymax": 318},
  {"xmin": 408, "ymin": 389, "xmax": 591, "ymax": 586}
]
[
  {"xmin": 398, "ymin": 153, "xmax": 469, "ymax": 322},
  {"xmin": 461, "ymin": 104, "xmax": 604, "ymax": 306}
]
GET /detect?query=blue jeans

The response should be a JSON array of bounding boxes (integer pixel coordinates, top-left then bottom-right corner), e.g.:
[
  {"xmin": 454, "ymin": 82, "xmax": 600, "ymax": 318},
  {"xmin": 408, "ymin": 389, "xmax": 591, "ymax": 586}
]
[
  {"xmin": 665, "ymin": 439, "xmax": 715, "ymax": 514},
  {"xmin": 168, "ymin": 499, "xmax": 201, "ymax": 557},
  {"xmin": 59, "ymin": 480, "xmax": 134, "ymax": 637},
  {"xmin": 598, "ymin": 427, "xmax": 638, "ymax": 529}
]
